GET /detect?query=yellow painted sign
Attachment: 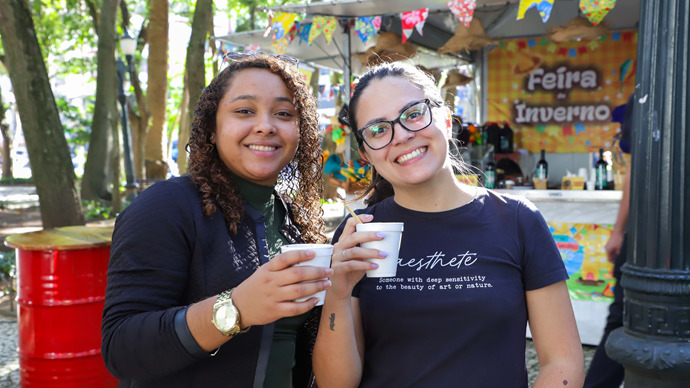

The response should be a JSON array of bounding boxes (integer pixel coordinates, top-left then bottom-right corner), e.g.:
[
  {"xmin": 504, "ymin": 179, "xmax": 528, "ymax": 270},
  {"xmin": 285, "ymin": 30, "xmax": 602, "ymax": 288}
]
[{"xmin": 487, "ymin": 31, "xmax": 637, "ymax": 153}]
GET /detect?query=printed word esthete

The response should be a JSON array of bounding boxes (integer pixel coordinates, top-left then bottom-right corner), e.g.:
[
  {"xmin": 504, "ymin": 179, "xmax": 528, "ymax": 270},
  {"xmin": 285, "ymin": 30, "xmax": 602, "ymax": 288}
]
[{"xmin": 398, "ymin": 250, "xmax": 478, "ymax": 271}]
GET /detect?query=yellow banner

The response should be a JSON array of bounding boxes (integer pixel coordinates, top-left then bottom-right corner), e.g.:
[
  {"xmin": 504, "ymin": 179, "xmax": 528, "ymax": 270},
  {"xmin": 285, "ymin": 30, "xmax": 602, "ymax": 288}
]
[{"xmin": 487, "ymin": 31, "xmax": 637, "ymax": 153}]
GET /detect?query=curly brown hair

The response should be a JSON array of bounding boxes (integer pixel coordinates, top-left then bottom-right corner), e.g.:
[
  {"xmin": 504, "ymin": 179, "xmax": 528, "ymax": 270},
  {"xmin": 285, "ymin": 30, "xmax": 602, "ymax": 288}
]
[{"xmin": 187, "ymin": 54, "xmax": 325, "ymax": 243}]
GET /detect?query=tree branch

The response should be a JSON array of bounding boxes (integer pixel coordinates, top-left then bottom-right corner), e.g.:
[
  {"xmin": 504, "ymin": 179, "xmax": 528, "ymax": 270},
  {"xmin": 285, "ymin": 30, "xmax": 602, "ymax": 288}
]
[
  {"xmin": 84, "ymin": 0, "xmax": 99, "ymax": 34},
  {"xmin": 120, "ymin": 0, "xmax": 131, "ymax": 31}
]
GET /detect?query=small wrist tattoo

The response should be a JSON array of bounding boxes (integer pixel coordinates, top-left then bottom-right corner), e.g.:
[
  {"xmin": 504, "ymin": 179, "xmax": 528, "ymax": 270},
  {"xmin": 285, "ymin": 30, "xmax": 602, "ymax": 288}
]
[{"xmin": 329, "ymin": 313, "xmax": 336, "ymax": 331}]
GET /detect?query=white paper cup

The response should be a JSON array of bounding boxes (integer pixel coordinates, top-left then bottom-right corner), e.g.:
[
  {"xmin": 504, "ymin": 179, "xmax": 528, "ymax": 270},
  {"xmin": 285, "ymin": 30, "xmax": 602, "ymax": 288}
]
[
  {"xmin": 356, "ymin": 222, "xmax": 404, "ymax": 278},
  {"xmin": 280, "ymin": 244, "xmax": 333, "ymax": 305}
]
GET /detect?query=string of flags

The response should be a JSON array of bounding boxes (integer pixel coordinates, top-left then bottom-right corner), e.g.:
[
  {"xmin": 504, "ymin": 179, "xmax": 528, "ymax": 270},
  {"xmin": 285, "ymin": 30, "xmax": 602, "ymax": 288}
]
[
  {"xmin": 218, "ymin": 1, "xmax": 619, "ymax": 56},
  {"xmin": 579, "ymin": 0, "xmax": 617, "ymax": 25},
  {"xmin": 262, "ymin": 2, "xmax": 478, "ymax": 54},
  {"xmin": 517, "ymin": 0, "xmax": 616, "ymax": 25},
  {"xmin": 517, "ymin": 0, "xmax": 555, "ymax": 23}
]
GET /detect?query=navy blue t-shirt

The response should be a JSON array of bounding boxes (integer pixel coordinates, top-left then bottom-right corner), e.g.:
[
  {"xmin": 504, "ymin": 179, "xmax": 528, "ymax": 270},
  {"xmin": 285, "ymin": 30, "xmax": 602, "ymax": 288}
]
[{"xmin": 333, "ymin": 188, "xmax": 567, "ymax": 388}]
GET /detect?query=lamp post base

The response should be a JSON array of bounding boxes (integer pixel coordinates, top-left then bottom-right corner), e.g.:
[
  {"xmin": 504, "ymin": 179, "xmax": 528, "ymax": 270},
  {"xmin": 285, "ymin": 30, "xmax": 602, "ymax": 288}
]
[{"xmin": 606, "ymin": 328, "xmax": 690, "ymax": 387}]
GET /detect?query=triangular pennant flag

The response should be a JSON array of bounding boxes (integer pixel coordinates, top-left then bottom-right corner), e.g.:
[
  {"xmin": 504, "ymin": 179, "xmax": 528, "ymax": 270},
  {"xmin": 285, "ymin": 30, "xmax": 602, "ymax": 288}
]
[
  {"xmin": 271, "ymin": 37, "xmax": 289, "ymax": 54},
  {"xmin": 298, "ymin": 23, "xmax": 312, "ymax": 44},
  {"xmin": 308, "ymin": 16, "xmax": 338, "ymax": 44},
  {"xmin": 447, "ymin": 0, "xmax": 477, "ymax": 27},
  {"xmin": 400, "ymin": 8, "xmax": 429, "ymax": 43},
  {"xmin": 263, "ymin": 11, "xmax": 274, "ymax": 38},
  {"xmin": 517, "ymin": 0, "xmax": 555, "ymax": 23},
  {"xmin": 579, "ymin": 0, "xmax": 617, "ymax": 26},
  {"xmin": 271, "ymin": 12, "xmax": 298, "ymax": 40},
  {"xmin": 245, "ymin": 44, "xmax": 260, "ymax": 53},
  {"xmin": 355, "ymin": 16, "xmax": 382, "ymax": 43},
  {"xmin": 286, "ymin": 21, "xmax": 300, "ymax": 42}
]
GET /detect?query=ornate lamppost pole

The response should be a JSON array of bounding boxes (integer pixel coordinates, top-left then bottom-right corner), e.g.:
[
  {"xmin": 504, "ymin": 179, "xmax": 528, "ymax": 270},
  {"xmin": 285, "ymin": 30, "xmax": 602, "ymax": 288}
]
[
  {"xmin": 116, "ymin": 30, "xmax": 139, "ymax": 200},
  {"xmin": 606, "ymin": 0, "xmax": 690, "ymax": 386}
]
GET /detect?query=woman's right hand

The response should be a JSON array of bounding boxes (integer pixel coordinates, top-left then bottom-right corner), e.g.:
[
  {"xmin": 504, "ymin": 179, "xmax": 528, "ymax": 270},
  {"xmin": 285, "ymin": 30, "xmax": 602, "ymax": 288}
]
[
  {"xmin": 327, "ymin": 214, "xmax": 386, "ymax": 301},
  {"xmin": 231, "ymin": 249, "xmax": 333, "ymax": 328}
]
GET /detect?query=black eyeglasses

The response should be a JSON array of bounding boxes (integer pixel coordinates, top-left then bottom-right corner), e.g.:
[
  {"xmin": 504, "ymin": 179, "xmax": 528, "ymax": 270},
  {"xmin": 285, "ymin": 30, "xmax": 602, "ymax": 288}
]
[
  {"xmin": 224, "ymin": 51, "xmax": 299, "ymax": 67},
  {"xmin": 357, "ymin": 99, "xmax": 439, "ymax": 150}
]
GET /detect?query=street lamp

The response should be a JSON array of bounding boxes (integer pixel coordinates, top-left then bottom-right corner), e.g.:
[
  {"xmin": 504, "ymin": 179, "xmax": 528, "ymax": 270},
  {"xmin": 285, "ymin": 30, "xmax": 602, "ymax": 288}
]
[{"xmin": 117, "ymin": 30, "xmax": 138, "ymax": 200}]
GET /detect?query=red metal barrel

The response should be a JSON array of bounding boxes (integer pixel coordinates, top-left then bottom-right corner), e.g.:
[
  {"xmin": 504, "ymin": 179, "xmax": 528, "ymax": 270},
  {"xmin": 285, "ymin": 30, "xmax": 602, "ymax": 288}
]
[{"xmin": 5, "ymin": 226, "xmax": 117, "ymax": 387}]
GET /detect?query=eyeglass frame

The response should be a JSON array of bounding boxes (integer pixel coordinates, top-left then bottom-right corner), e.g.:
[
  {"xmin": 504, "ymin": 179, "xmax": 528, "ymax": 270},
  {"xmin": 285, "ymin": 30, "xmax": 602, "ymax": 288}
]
[
  {"xmin": 356, "ymin": 98, "xmax": 441, "ymax": 150},
  {"xmin": 223, "ymin": 51, "xmax": 300, "ymax": 67}
]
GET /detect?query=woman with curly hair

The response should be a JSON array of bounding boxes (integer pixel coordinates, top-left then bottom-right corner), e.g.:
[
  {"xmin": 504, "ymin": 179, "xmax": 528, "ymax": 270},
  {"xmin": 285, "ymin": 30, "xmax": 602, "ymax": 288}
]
[{"xmin": 102, "ymin": 54, "xmax": 330, "ymax": 387}]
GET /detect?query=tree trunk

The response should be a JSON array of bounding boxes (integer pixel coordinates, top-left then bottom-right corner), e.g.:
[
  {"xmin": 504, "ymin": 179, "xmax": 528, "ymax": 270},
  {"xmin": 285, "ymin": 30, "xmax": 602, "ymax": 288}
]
[
  {"xmin": 128, "ymin": 62, "xmax": 149, "ymax": 183},
  {"xmin": 0, "ymin": 87, "xmax": 13, "ymax": 179},
  {"xmin": 111, "ymin": 103, "xmax": 122, "ymax": 213},
  {"xmin": 0, "ymin": 0, "xmax": 85, "ymax": 227},
  {"xmin": 81, "ymin": 0, "xmax": 119, "ymax": 201},
  {"xmin": 179, "ymin": 0, "xmax": 213, "ymax": 175},
  {"xmin": 176, "ymin": 83, "xmax": 190, "ymax": 175},
  {"xmin": 0, "ymin": 122, "xmax": 11, "ymax": 179},
  {"xmin": 144, "ymin": 0, "xmax": 169, "ymax": 180}
]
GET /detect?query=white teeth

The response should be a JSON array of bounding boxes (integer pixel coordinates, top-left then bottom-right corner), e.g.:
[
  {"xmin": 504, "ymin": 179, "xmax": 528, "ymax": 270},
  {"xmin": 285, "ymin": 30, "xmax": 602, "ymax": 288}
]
[
  {"xmin": 248, "ymin": 145, "xmax": 277, "ymax": 151},
  {"xmin": 397, "ymin": 147, "xmax": 426, "ymax": 163}
]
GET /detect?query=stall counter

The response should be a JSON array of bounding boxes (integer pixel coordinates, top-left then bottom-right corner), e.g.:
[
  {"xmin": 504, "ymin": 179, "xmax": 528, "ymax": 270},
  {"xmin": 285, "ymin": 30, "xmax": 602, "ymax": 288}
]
[{"xmin": 496, "ymin": 189, "xmax": 622, "ymax": 345}]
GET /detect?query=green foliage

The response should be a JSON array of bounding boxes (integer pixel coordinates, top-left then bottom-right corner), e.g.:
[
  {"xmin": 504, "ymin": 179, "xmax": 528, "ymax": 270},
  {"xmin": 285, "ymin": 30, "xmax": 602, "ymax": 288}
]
[
  {"xmin": 0, "ymin": 250, "xmax": 16, "ymax": 296},
  {"xmin": 30, "ymin": 0, "xmax": 98, "ymax": 77},
  {"xmin": 57, "ymin": 96, "xmax": 92, "ymax": 146},
  {"xmin": 0, "ymin": 177, "xmax": 34, "ymax": 185},
  {"xmin": 82, "ymin": 200, "xmax": 116, "ymax": 221}
]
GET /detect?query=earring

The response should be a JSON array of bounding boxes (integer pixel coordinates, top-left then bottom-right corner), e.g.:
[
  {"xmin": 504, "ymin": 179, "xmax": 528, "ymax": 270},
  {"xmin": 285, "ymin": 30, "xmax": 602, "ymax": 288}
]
[{"xmin": 210, "ymin": 134, "xmax": 215, "ymax": 142}]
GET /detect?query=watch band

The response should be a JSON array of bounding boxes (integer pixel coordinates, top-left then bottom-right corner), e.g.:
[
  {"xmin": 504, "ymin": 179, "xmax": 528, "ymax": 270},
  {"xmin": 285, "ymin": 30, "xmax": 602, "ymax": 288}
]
[{"xmin": 215, "ymin": 288, "xmax": 250, "ymax": 336}]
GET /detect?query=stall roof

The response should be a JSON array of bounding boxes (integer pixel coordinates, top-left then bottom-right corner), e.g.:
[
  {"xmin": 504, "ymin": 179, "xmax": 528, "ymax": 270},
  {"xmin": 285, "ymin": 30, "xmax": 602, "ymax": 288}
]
[
  {"xmin": 213, "ymin": 0, "xmax": 641, "ymax": 74},
  {"xmin": 259, "ymin": 0, "xmax": 452, "ymax": 17}
]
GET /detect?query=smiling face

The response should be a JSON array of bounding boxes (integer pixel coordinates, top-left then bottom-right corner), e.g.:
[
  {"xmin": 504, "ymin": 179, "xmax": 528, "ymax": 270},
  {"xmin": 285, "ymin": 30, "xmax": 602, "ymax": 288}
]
[
  {"xmin": 214, "ymin": 68, "xmax": 300, "ymax": 185},
  {"xmin": 356, "ymin": 76, "xmax": 452, "ymax": 189}
]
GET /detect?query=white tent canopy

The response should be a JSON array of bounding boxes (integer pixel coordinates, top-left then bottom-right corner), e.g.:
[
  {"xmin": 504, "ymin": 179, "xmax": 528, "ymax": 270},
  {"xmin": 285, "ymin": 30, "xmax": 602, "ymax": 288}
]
[
  {"xmin": 213, "ymin": 0, "xmax": 464, "ymax": 76},
  {"xmin": 213, "ymin": 0, "xmax": 640, "ymax": 75}
]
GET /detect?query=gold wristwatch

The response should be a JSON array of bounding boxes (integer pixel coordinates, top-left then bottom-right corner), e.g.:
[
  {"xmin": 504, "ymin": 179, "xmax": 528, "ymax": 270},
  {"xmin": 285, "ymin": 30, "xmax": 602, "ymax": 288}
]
[{"xmin": 211, "ymin": 288, "xmax": 249, "ymax": 336}]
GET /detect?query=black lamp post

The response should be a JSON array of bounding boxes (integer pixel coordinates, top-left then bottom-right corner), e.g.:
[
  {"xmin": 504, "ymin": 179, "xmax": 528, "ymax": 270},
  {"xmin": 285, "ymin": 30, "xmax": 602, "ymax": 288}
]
[
  {"xmin": 605, "ymin": 0, "xmax": 690, "ymax": 386},
  {"xmin": 117, "ymin": 30, "xmax": 138, "ymax": 199}
]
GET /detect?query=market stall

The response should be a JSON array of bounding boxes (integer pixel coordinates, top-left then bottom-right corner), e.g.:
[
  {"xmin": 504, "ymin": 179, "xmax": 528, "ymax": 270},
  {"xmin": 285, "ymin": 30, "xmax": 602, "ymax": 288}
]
[{"xmin": 213, "ymin": 0, "xmax": 641, "ymax": 345}]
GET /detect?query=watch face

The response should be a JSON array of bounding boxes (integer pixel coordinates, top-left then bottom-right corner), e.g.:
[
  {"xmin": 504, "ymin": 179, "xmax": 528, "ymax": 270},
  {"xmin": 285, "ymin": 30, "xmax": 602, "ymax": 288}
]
[{"xmin": 214, "ymin": 304, "xmax": 238, "ymax": 332}]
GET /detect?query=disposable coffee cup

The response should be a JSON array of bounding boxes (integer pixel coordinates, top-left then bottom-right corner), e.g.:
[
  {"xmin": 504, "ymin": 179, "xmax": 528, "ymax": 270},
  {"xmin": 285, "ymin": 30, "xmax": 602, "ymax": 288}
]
[
  {"xmin": 280, "ymin": 244, "xmax": 333, "ymax": 305},
  {"xmin": 355, "ymin": 222, "xmax": 404, "ymax": 278}
]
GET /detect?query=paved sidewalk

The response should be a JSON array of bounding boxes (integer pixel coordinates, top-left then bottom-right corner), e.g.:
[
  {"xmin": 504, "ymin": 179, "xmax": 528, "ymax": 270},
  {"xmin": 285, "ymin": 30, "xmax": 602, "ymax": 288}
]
[
  {"xmin": 0, "ymin": 316, "xmax": 19, "ymax": 388},
  {"xmin": 0, "ymin": 186, "xmax": 39, "ymax": 210}
]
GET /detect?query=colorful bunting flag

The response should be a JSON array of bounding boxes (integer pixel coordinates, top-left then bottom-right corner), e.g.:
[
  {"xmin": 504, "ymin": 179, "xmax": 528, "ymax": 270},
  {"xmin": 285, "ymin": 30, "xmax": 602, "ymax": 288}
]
[
  {"xmin": 355, "ymin": 16, "xmax": 381, "ymax": 43},
  {"xmin": 286, "ymin": 21, "xmax": 300, "ymax": 43},
  {"xmin": 271, "ymin": 37, "xmax": 289, "ymax": 54},
  {"xmin": 298, "ymin": 23, "xmax": 312, "ymax": 44},
  {"xmin": 400, "ymin": 8, "xmax": 429, "ymax": 43},
  {"xmin": 447, "ymin": 0, "xmax": 477, "ymax": 27},
  {"xmin": 579, "ymin": 0, "xmax": 617, "ymax": 26},
  {"xmin": 308, "ymin": 16, "xmax": 338, "ymax": 44},
  {"xmin": 271, "ymin": 12, "xmax": 298, "ymax": 40},
  {"xmin": 517, "ymin": 0, "xmax": 555, "ymax": 23}
]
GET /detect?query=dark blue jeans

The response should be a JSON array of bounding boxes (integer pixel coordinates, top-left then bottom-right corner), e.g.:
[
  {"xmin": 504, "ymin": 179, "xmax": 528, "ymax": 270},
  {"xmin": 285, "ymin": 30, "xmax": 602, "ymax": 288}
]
[{"xmin": 583, "ymin": 235, "xmax": 627, "ymax": 388}]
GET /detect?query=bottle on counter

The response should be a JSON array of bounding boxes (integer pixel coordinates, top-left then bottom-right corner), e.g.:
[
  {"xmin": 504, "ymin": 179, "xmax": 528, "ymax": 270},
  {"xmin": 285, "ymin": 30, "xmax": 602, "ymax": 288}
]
[
  {"xmin": 535, "ymin": 149, "xmax": 548, "ymax": 180},
  {"xmin": 595, "ymin": 148, "xmax": 608, "ymax": 190},
  {"xmin": 498, "ymin": 122, "xmax": 514, "ymax": 153},
  {"xmin": 484, "ymin": 150, "xmax": 496, "ymax": 189}
]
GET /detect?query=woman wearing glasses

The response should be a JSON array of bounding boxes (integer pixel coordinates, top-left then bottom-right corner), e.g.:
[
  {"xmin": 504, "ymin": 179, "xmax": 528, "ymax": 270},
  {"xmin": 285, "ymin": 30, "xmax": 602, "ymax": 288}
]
[
  {"xmin": 313, "ymin": 62, "xmax": 584, "ymax": 387},
  {"xmin": 102, "ymin": 54, "xmax": 329, "ymax": 387}
]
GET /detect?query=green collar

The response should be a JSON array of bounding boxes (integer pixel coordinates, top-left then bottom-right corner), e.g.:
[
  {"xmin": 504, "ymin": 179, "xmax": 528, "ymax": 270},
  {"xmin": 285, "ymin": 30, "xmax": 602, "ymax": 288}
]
[{"xmin": 232, "ymin": 174, "xmax": 275, "ymax": 214}]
